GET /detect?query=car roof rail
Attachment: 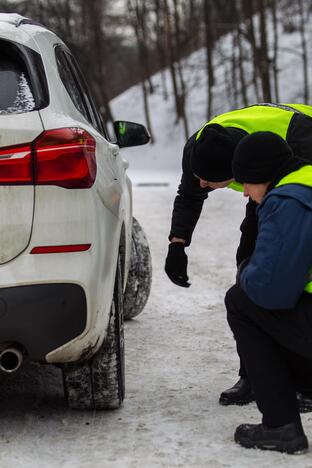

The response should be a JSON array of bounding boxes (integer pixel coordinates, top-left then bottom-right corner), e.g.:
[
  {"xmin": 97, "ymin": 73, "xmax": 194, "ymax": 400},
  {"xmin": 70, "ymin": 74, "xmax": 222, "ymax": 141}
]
[
  {"xmin": 17, "ymin": 18, "xmax": 44, "ymax": 28},
  {"xmin": 0, "ymin": 13, "xmax": 44, "ymax": 29}
]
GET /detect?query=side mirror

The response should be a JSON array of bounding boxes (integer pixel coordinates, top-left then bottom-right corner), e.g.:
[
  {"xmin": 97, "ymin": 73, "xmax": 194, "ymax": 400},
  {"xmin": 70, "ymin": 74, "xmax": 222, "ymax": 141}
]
[{"xmin": 113, "ymin": 121, "xmax": 150, "ymax": 148}]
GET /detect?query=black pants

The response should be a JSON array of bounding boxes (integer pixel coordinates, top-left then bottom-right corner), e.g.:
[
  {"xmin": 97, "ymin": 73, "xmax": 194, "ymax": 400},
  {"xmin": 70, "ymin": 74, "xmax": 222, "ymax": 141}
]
[
  {"xmin": 236, "ymin": 199, "xmax": 258, "ymax": 379},
  {"xmin": 226, "ymin": 284, "xmax": 312, "ymax": 427}
]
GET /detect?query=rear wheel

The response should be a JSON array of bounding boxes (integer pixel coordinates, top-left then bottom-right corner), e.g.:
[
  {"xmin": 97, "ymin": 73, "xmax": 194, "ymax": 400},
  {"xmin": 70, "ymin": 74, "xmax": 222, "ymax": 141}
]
[
  {"xmin": 62, "ymin": 257, "xmax": 125, "ymax": 410},
  {"xmin": 123, "ymin": 217, "xmax": 152, "ymax": 320}
]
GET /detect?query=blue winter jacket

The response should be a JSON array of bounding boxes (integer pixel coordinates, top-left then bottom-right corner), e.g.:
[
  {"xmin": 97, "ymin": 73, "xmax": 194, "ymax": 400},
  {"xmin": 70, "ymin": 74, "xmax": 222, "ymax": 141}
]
[{"xmin": 240, "ymin": 183, "xmax": 312, "ymax": 309}]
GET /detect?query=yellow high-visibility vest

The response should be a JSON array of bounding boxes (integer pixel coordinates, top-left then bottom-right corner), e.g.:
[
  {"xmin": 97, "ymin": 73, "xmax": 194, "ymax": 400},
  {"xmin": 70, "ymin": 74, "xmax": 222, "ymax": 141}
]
[{"xmin": 196, "ymin": 103, "xmax": 312, "ymax": 141}]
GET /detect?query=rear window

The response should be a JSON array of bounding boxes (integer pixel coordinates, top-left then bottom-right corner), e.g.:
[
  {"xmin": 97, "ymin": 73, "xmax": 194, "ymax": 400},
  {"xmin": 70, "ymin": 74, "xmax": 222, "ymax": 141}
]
[{"xmin": 0, "ymin": 55, "xmax": 35, "ymax": 115}]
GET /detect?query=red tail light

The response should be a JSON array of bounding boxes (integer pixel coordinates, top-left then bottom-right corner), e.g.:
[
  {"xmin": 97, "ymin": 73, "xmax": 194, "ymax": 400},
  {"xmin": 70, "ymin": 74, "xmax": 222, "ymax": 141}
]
[
  {"xmin": 34, "ymin": 128, "xmax": 97, "ymax": 188},
  {"xmin": 0, "ymin": 128, "xmax": 97, "ymax": 188},
  {"xmin": 0, "ymin": 143, "xmax": 32, "ymax": 184}
]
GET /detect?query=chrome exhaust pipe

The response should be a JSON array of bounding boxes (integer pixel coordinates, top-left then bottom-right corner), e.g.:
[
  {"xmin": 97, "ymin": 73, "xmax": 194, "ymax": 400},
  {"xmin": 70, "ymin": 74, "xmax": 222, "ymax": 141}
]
[{"xmin": 0, "ymin": 346, "xmax": 23, "ymax": 373}]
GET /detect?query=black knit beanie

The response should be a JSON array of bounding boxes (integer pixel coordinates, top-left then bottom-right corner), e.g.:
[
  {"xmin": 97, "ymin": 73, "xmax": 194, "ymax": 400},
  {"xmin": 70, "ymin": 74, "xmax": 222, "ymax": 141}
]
[
  {"xmin": 232, "ymin": 132, "xmax": 294, "ymax": 184},
  {"xmin": 191, "ymin": 124, "xmax": 237, "ymax": 181}
]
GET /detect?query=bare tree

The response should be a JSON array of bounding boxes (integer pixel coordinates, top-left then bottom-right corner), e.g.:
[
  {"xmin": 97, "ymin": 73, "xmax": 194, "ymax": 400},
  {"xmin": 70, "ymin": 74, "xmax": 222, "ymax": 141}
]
[
  {"xmin": 173, "ymin": 0, "xmax": 189, "ymax": 139},
  {"xmin": 231, "ymin": 32, "xmax": 239, "ymax": 108},
  {"xmin": 270, "ymin": 0, "xmax": 280, "ymax": 102},
  {"xmin": 163, "ymin": 0, "xmax": 180, "ymax": 123},
  {"xmin": 233, "ymin": 0, "xmax": 249, "ymax": 106},
  {"xmin": 82, "ymin": 0, "xmax": 115, "ymax": 125},
  {"xmin": 188, "ymin": 0, "xmax": 200, "ymax": 52},
  {"xmin": 298, "ymin": 0, "xmax": 309, "ymax": 102},
  {"xmin": 128, "ymin": 0, "xmax": 155, "ymax": 142},
  {"xmin": 153, "ymin": 0, "xmax": 169, "ymax": 101},
  {"xmin": 241, "ymin": 0, "xmax": 261, "ymax": 101},
  {"xmin": 134, "ymin": 0, "xmax": 154, "ymax": 94},
  {"xmin": 203, "ymin": 0, "xmax": 215, "ymax": 119},
  {"xmin": 257, "ymin": 0, "xmax": 272, "ymax": 101}
]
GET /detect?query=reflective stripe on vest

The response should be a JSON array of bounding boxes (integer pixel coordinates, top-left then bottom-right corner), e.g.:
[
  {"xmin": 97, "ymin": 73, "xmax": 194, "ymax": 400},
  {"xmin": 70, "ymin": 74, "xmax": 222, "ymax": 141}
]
[{"xmin": 276, "ymin": 165, "xmax": 312, "ymax": 293}]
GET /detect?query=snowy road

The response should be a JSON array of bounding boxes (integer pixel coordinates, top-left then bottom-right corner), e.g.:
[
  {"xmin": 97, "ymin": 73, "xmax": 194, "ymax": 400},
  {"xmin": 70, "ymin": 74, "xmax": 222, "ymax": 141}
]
[{"xmin": 1, "ymin": 176, "xmax": 312, "ymax": 467}]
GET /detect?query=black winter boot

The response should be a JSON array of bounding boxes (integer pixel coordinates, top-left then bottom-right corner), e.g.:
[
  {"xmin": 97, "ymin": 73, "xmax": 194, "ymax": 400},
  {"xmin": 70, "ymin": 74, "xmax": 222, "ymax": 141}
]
[
  {"xmin": 297, "ymin": 392, "xmax": 312, "ymax": 413},
  {"xmin": 219, "ymin": 377, "xmax": 254, "ymax": 406},
  {"xmin": 234, "ymin": 421, "xmax": 308, "ymax": 454}
]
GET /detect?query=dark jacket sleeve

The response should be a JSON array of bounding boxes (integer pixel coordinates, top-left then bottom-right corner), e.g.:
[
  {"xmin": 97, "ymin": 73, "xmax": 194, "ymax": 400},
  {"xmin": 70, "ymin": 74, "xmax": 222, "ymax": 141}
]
[
  {"xmin": 236, "ymin": 199, "xmax": 258, "ymax": 266},
  {"xmin": 240, "ymin": 195, "xmax": 312, "ymax": 309},
  {"xmin": 169, "ymin": 133, "xmax": 212, "ymax": 246}
]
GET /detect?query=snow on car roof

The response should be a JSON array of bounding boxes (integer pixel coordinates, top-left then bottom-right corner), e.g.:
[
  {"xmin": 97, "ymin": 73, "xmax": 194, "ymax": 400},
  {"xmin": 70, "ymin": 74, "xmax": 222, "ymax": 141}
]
[
  {"xmin": 0, "ymin": 13, "xmax": 26, "ymax": 26},
  {"xmin": 0, "ymin": 13, "xmax": 42, "ymax": 29}
]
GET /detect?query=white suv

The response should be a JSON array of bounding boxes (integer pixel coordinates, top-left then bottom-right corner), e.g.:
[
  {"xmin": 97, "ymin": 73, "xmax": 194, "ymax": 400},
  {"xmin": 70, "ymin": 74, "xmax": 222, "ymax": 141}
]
[{"xmin": 0, "ymin": 13, "xmax": 152, "ymax": 410}]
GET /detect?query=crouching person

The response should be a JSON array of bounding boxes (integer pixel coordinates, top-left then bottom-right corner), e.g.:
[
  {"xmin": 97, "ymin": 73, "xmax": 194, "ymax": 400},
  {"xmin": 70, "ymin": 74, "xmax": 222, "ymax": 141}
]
[{"xmin": 226, "ymin": 131, "xmax": 312, "ymax": 454}]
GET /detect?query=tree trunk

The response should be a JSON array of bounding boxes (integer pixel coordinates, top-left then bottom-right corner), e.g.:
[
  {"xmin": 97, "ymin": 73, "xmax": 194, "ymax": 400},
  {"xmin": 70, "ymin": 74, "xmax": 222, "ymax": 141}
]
[
  {"xmin": 142, "ymin": 80, "xmax": 155, "ymax": 143},
  {"xmin": 224, "ymin": 62, "xmax": 232, "ymax": 111},
  {"xmin": 203, "ymin": 0, "xmax": 215, "ymax": 120},
  {"xmin": 270, "ymin": 0, "xmax": 279, "ymax": 102},
  {"xmin": 129, "ymin": 0, "xmax": 155, "ymax": 140},
  {"xmin": 237, "ymin": 29, "xmax": 248, "ymax": 106},
  {"xmin": 189, "ymin": 0, "xmax": 199, "ymax": 52},
  {"xmin": 173, "ymin": 0, "xmax": 189, "ymax": 140},
  {"xmin": 154, "ymin": 0, "xmax": 169, "ymax": 101},
  {"xmin": 233, "ymin": 1, "xmax": 248, "ymax": 106},
  {"xmin": 231, "ymin": 33, "xmax": 239, "ymax": 108},
  {"xmin": 138, "ymin": 1, "xmax": 154, "ymax": 94},
  {"xmin": 242, "ymin": 0, "xmax": 260, "ymax": 101},
  {"xmin": 298, "ymin": 0, "xmax": 309, "ymax": 102},
  {"xmin": 164, "ymin": 0, "xmax": 181, "ymax": 122},
  {"xmin": 87, "ymin": 0, "xmax": 115, "ymax": 124},
  {"xmin": 257, "ymin": 0, "xmax": 272, "ymax": 101}
]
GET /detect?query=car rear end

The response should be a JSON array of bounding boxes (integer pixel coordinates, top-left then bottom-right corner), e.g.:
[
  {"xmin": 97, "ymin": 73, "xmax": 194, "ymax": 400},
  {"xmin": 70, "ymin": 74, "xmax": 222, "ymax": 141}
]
[{"xmin": 0, "ymin": 15, "xmax": 127, "ymax": 368}]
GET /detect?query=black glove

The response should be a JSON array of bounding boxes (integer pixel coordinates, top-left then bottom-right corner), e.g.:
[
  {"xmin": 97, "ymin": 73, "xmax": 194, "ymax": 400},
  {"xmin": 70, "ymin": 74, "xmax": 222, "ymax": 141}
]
[{"xmin": 165, "ymin": 243, "xmax": 191, "ymax": 288}]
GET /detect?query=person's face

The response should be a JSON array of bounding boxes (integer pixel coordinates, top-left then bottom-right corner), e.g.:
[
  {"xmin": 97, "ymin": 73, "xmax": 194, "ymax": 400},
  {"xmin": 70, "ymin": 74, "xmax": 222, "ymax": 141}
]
[
  {"xmin": 243, "ymin": 182, "xmax": 271, "ymax": 204},
  {"xmin": 196, "ymin": 177, "xmax": 234, "ymax": 189}
]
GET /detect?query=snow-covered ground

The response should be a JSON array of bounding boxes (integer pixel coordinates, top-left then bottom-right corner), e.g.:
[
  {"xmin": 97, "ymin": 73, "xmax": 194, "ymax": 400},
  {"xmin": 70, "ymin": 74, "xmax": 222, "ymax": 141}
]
[{"xmin": 1, "ymin": 181, "xmax": 312, "ymax": 467}]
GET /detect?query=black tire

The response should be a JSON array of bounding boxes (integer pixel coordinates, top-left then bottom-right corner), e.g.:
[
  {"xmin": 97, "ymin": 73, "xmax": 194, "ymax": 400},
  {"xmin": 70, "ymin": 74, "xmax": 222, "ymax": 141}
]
[
  {"xmin": 123, "ymin": 217, "xmax": 152, "ymax": 320},
  {"xmin": 62, "ymin": 257, "xmax": 125, "ymax": 410}
]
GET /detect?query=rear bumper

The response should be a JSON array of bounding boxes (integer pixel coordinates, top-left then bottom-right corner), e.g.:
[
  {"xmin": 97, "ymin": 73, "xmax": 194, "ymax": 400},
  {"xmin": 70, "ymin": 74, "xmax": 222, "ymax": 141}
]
[{"xmin": 0, "ymin": 283, "xmax": 86, "ymax": 360}]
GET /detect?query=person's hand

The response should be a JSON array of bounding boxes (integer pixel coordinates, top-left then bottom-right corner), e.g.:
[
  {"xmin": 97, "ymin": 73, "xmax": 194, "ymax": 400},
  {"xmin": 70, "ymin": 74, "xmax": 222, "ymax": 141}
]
[{"xmin": 165, "ymin": 243, "xmax": 191, "ymax": 287}]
